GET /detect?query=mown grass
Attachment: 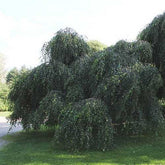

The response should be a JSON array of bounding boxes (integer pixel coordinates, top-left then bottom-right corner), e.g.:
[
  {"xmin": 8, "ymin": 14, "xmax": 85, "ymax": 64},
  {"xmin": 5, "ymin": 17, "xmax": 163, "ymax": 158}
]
[
  {"xmin": 0, "ymin": 111, "xmax": 11, "ymax": 117},
  {"xmin": 1, "ymin": 129, "xmax": 165, "ymax": 165}
]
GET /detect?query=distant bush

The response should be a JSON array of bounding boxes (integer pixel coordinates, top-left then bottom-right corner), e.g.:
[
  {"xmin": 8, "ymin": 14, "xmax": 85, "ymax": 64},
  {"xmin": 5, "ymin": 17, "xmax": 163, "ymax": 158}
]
[
  {"xmin": 6, "ymin": 66, "xmax": 30, "ymax": 86},
  {"xmin": 9, "ymin": 63, "xmax": 70, "ymax": 129},
  {"xmin": 0, "ymin": 83, "xmax": 9, "ymax": 111}
]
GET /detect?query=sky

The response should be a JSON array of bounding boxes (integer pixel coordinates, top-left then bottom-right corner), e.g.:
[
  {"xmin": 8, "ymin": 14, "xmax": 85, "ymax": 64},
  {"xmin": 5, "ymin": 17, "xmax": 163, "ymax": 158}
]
[{"xmin": 0, "ymin": 0, "xmax": 165, "ymax": 70}]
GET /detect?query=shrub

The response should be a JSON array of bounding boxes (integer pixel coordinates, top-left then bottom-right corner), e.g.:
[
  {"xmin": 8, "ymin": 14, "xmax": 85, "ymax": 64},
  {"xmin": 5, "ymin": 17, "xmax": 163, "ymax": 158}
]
[
  {"xmin": 8, "ymin": 27, "xmax": 165, "ymax": 150},
  {"xmin": 90, "ymin": 41, "xmax": 163, "ymax": 135},
  {"xmin": 32, "ymin": 90, "xmax": 64, "ymax": 129},
  {"xmin": 65, "ymin": 84, "xmax": 85, "ymax": 102},
  {"xmin": 67, "ymin": 55, "xmax": 95, "ymax": 98},
  {"xmin": 55, "ymin": 98, "xmax": 113, "ymax": 151},
  {"xmin": 9, "ymin": 63, "xmax": 70, "ymax": 129},
  {"xmin": 0, "ymin": 83, "xmax": 9, "ymax": 111}
]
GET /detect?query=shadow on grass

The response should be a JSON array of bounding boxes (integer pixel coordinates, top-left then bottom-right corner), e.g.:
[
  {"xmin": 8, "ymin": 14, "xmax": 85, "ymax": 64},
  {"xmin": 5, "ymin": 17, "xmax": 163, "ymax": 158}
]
[{"xmin": 0, "ymin": 131, "xmax": 165, "ymax": 165}]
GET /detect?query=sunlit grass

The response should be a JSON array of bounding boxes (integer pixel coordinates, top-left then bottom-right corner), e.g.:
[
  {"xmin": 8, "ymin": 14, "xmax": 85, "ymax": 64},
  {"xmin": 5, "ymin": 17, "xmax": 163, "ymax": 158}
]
[{"xmin": 1, "ymin": 130, "xmax": 165, "ymax": 165}]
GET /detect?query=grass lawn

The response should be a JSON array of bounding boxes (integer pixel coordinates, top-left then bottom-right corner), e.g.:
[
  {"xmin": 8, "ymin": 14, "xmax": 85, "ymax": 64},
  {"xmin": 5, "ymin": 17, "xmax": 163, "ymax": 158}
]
[
  {"xmin": 1, "ymin": 130, "xmax": 165, "ymax": 165},
  {"xmin": 0, "ymin": 111, "xmax": 12, "ymax": 117}
]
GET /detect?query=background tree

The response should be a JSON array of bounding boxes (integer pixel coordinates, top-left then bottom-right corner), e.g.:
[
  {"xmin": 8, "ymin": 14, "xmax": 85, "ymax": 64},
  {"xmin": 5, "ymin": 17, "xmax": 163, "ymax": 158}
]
[
  {"xmin": 138, "ymin": 12, "xmax": 165, "ymax": 97},
  {"xmin": 6, "ymin": 66, "xmax": 30, "ymax": 85},
  {"xmin": 87, "ymin": 40, "xmax": 107, "ymax": 54}
]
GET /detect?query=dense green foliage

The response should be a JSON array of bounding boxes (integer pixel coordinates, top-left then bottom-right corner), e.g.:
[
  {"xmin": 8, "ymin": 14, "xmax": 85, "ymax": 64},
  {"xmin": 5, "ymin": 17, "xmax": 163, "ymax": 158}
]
[
  {"xmin": 34, "ymin": 90, "xmax": 64, "ymax": 128},
  {"xmin": 8, "ymin": 26, "xmax": 165, "ymax": 150},
  {"xmin": 55, "ymin": 98, "xmax": 113, "ymax": 150},
  {"xmin": 138, "ymin": 12, "xmax": 165, "ymax": 97},
  {"xmin": 42, "ymin": 28, "xmax": 89, "ymax": 65},
  {"xmin": 70, "ymin": 40, "xmax": 164, "ymax": 135}
]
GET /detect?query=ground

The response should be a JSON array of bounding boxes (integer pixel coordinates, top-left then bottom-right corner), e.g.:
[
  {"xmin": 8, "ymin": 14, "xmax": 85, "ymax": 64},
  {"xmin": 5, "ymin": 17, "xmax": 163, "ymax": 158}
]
[
  {"xmin": 0, "ymin": 116, "xmax": 22, "ymax": 149},
  {"xmin": 1, "ymin": 116, "xmax": 165, "ymax": 164}
]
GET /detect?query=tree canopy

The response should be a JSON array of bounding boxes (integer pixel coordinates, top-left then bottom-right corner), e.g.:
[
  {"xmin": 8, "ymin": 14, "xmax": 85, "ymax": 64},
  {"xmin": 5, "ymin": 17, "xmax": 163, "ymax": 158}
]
[
  {"xmin": 8, "ymin": 26, "xmax": 165, "ymax": 151},
  {"xmin": 138, "ymin": 12, "xmax": 165, "ymax": 97},
  {"xmin": 87, "ymin": 40, "xmax": 107, "ymax": 54},
  {"xmin": 42, "ymin": 28, "xmax": 89, "ymax": 65}
]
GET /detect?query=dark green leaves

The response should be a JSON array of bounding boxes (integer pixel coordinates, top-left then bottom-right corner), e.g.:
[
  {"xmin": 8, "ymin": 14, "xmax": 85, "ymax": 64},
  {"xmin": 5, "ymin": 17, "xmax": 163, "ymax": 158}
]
[
  {"xmin": 42, "ymin": 27, "xmax": 89, "ymax": 65},
  {"xmin": 55, "ymin": 98, "xmax": 113, "ymax": 151},
  {"xmin": 8, "ymin": 26, "xmax": 165, "ymax": 150}
]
